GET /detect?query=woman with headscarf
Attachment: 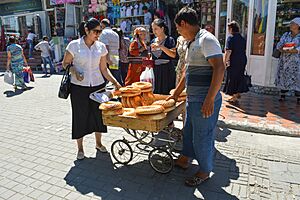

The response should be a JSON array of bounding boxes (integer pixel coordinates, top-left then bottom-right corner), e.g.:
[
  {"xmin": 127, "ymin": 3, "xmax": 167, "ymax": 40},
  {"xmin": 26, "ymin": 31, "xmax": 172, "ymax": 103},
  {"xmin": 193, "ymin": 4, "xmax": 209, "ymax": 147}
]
[
  {"xmin": 125, "ymin": 27, "xmax": 148, "ymax": 86},
  {"xmin": 151, "ymin": 19, "xmax": 176, "ymax": 94},
  {"xmin": 6, "ymin": 36, "xmax": 29, "ymax": 90},
  {"xmin": 275, "ymin": 17, "xmax": 300, "ymax": 104}
]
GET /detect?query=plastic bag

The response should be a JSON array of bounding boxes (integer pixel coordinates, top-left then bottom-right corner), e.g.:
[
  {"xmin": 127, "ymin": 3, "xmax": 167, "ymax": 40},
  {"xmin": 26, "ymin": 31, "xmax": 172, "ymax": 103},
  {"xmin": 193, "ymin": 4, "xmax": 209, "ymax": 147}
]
[
  {"xmin": 140, "ymin": 67, "xmax": 155, "ymax": 85},
  {"xmin": 4, "ymin": 71, "xmax": 14, "ymax": 85},
  {"xmin": 23, "ymin": 67, "xmax": 30, "ymax": 83}
]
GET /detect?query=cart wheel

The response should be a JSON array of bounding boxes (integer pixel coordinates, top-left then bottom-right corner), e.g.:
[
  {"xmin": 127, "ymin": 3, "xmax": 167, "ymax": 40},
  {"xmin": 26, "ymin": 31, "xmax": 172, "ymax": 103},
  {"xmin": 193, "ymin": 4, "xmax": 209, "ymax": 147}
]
[
  {"xmin": 168, "ymin": 128, "xmax": 183, "ymax": 152},
  {"xmin": 133, "ymin": 130, "xmax": 154, "ymax": 145},
  {"xmin": 148, "ymin": 148, "xmax": 173, "ymax": 174},
  {"xmin": 111, "ymin": 140, "xmax": 133, "ymax": 165}
]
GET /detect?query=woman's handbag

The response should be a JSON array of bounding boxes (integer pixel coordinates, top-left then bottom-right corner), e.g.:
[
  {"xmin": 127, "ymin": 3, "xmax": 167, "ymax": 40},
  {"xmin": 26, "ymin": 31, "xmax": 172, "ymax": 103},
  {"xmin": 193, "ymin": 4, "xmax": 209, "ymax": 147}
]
[
  {"xmin": 58, "ymin": 65, "xmax": 71, "ymax": 99},
  {"xmin": 272, "ymin": 48, "xmax": 281, "ymax": 58}
]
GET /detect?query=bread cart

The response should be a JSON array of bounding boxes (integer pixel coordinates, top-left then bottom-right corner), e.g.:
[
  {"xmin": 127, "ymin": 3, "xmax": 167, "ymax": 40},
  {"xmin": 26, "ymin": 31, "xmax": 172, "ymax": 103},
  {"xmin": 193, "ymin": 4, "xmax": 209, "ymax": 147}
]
[{"xmin": 102, "ymin": 101, "xmax": 185, "ymax": 174}]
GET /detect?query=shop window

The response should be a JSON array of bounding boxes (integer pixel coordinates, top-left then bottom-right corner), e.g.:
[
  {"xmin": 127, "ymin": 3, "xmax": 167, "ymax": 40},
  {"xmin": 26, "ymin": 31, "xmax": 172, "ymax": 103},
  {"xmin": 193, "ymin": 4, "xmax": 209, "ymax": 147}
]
[
  {"xmin": 251, "ymin": 0, "xmax": 269, "ymax": 56},
  {"xmin": 274, "ymin": 1, "xmax": 300, "ymax": 49}
]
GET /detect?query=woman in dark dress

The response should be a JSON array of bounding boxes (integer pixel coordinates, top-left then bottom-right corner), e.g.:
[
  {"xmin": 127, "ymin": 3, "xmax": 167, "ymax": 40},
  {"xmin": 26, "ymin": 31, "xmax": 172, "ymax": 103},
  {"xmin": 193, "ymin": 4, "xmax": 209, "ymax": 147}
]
[
  {"xmin": 150, "ymin": 19, "xmax": 176, "ymax": 95},
  {"xmin": 223, "ymin": 21, "xmax": 249, "ymax": 103}
]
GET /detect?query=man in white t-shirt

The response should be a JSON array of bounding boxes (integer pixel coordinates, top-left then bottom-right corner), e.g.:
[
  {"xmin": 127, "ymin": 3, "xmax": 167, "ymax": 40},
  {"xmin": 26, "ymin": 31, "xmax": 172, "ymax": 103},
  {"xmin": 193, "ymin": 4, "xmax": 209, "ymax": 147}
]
[
  {"xmin": 35, "ymin": 36, "xmax": 55, "ymax": 75},
  {"xmin": 99, "ymin": 19, "xmax": 122, "ymax": 85},
  {"xmin": 142, "ymin": 6, "xmax": 152, "ymax": 26},
  {"xmin": 26, "ymin": 31, "xmax": 36, "ymax": 59}
]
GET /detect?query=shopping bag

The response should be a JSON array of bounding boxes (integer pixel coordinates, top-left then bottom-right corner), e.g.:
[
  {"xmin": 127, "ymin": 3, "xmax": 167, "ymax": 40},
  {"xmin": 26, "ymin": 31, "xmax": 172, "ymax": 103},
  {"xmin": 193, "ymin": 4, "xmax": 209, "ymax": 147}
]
[
  {"xmin": 23, "ymin": 67, "xmax": 30, "ymax": 83},
  {"xmin": 244, "ymin": 71, "xmax": 252, "ymax": 88},
  {"xmin": 140, "ymin": 67, "xmax": 155, "ymax": 85},
  {"xmin": 272, "ymin": 48, "xmax": 281, "ymax": 58},
  {"xmin": 4, "ymin": 71, "xmax": 14, "ymax": 85},
  {"xmin": 58, "ymin": 64, "xmax": 71, "ymax": 99}
]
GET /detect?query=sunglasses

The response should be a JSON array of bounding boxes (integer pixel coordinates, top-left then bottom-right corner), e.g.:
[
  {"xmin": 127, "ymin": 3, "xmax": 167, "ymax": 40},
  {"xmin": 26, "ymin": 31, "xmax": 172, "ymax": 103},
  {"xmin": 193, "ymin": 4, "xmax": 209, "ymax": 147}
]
[{"xmin": 91, "ymin": 29, "xmax": 101, "ymax": 35}]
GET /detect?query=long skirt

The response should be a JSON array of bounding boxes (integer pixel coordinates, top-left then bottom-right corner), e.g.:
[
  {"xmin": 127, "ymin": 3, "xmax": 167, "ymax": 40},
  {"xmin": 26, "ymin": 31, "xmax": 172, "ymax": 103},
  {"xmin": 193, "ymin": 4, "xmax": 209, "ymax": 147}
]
[
  {"xmin": 11, "ymin": 62, "xmax": 25, "ymax": 87},
  {"xmin": 223, "ymin": 64, "xmax": 249, "ymax": 95},
  {"xmin": 153, "ymin": 62, "xmax": 176, "ymax": 95},
  {"xmin": 70, "ymin": 83, "xmax": 107, "ymax": 139}
]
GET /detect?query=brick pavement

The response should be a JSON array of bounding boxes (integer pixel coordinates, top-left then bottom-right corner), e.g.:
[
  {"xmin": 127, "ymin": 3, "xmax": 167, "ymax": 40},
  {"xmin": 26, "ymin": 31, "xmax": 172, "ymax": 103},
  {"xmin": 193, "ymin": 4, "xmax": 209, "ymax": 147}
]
[
  {"xmin": 219, "ymin": 92, "xmax": 300, "ymax": 137},
  {"xmin": 0, "ymin": 73, "xmax": 300, "ymax": 200}
]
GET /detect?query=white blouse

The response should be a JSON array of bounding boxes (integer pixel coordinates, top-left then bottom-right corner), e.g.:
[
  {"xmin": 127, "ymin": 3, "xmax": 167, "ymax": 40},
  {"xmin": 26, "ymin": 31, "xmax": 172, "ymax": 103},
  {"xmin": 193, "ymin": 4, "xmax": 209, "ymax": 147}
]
[{"xmin": 66, "ymin": 37, "xmax": 108, "ymax": 87}]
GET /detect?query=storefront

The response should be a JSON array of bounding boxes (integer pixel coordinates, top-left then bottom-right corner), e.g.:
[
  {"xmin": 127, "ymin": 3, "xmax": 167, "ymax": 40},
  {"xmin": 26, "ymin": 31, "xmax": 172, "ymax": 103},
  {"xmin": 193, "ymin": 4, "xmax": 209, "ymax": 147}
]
[
  {"xmin": 0, "ymin": 0, "xmax": 46, "ymax": 40},
  {"xmin": 196, "ymin": 0, "xmax": 300, "ymax": 88}
]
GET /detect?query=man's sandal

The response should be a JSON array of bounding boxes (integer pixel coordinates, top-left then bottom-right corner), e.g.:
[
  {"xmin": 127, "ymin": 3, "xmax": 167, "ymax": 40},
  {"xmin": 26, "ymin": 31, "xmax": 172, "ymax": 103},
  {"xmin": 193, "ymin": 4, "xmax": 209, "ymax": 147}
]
[{"xmin": 185, "ymin": 176, "xmax": 209, "ymax": 187}]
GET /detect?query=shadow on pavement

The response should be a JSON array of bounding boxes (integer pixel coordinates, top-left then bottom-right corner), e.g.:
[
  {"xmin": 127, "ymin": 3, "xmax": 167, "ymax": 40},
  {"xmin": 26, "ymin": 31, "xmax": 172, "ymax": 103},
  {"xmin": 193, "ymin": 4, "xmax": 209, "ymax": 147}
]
[
  {"xmin": 3, "ymin": 87, "xmax": 34, "ymax": 97},
  {"xmin": 64, "ymin": 127, "xmax": 239, "ymax": 199}
]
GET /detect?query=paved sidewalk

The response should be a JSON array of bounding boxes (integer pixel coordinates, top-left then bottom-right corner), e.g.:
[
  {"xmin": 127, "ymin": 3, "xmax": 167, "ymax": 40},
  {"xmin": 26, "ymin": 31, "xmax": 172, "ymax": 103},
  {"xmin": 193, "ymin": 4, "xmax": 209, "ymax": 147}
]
[
  {"xmin": 0, "ymin": 74, "xmax": 300, "ymax": 200},
  {"xmin": 219, "ymin": 92, "xmax": 300, "ymax": 137}
]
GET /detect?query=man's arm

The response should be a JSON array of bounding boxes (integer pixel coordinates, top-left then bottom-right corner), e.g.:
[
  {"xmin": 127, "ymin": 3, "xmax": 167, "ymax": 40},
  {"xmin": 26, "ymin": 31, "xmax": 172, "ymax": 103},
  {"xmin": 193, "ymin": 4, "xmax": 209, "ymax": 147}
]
[
  {"xmin": 202, "ymin": 56, "xmax": 225, "ymax": 118},
  {"xmin": 6, "ymin": 51, "xmax": 11, "ymax": 71}
]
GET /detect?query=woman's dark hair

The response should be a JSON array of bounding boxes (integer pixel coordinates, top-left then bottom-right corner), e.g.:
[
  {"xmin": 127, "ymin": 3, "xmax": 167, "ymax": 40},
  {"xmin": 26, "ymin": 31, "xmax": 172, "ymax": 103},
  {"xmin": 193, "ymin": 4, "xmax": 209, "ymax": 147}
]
[
  {"xmin": 152, "ymin": 19, "xmax": 169, "ymax": 35},
  {"xmin": 174, "ymin": 7, "xmax": 198, "ymax": 26},
  {"xmin": 154, "ymin": 12, "xmax": 161, "ymax": 19},
  {"xmin": 228, "ymin": 21, "xmax": 240, "ymax": 33},
  {"xmin": 78, "ymin": 18, "xmax": 100, "ymax": 37},
  {"xmin": 9, "ymin": 36, "xmax": 16, "ymax": 44}
]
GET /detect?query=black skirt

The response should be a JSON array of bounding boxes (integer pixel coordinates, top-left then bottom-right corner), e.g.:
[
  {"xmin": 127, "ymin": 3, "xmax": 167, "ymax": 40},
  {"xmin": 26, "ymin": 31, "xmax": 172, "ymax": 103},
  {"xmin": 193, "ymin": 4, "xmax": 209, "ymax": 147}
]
[
  {"xmin": 223, "ymin": 64, "xmax": 249, "ymax": 95},
  {"xmin": 153, "ymin": 62, "xmax": 176, "ymax": 95},
  {"xmin": 70, "ymin": 83, "xmax": 107, "ymax": 139}
]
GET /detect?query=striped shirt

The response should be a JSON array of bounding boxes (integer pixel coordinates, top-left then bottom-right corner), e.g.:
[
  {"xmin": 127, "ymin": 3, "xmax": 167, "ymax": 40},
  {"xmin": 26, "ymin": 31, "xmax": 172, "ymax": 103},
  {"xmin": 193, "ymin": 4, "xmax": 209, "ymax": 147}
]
[{"xmin": 185, "ymin": 29, "xmax": 223, "ymax": 101}]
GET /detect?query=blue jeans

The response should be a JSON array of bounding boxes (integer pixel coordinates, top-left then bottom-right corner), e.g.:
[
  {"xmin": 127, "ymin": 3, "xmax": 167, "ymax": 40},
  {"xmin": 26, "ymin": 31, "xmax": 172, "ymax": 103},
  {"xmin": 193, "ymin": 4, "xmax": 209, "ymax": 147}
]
[
  {"xmin": 27, "ymin": 39, "xmax": 33, "ymax": 58},
  {"xmin": 182, "ymin": 92, "xmax": 222, "ymax": 173},
  {"xmin": 41, "ymin": 56, "xmax": 55, "ymax": 74}
]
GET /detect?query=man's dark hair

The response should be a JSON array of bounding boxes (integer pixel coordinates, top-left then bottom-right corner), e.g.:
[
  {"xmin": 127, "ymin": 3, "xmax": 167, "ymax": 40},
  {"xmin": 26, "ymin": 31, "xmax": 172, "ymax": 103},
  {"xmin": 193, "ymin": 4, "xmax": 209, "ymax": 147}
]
[
  {"xmin": 142, "ymin": 6, "xmax": 148, "ymax": 11},
  {"xmin": 174, "ymin": 7, "xmax": 199, "ymax": 26},
  {"xmin": 9, "ymin": 36, "xmax": 16, "ymax": 44},
  {"xmin": 228, "ymin": 21, "xmax": 240, "ymax": 33},
  {"xmin": 43, "ymin": 36, "xmax": 48, "ymax": 40},
  {"xmin": 101, "ymin": 18, "xmax": 110, "ymax": 27}
]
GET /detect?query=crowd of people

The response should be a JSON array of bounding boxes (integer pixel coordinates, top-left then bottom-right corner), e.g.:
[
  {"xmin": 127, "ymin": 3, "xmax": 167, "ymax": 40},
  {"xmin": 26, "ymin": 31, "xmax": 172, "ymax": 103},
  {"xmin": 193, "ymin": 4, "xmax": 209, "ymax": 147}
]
[{"xmin": 5, "ymin": 6, "xmax": 300, "ymax": 187}]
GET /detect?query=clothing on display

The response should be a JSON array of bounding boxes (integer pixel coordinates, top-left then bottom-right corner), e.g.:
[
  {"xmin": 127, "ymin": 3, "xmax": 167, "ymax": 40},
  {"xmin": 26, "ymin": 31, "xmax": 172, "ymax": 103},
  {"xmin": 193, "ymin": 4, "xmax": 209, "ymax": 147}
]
[
  {"xmin": 134, "ymin": 19, "xmax": 141, "ymax": 25},
  {"xmin": 126, "ymin": 19, "xmax": 132, "ymax": 32},
  {"xmin": 139, "ymin": 2, "xmax": 144, "ymax": 15},
  {"xmin": 120, "ymin": 5, "xmax": 126, "ymax": 18},
  {"xmin": 120, "ymin": 20, "xmax": 127, "ymax": 32},
  {"xmin": 126, "ymin": 5, "xmax": 133, "ymax": 17},
  {"xmin": 133, "ymin": 4, "xmax": 139, "ymax": 16},
  {"xmin": 144, "ymin": 12, "xmax": 152, "ymax": 26},
  {"xmin": 181, "ymin": 0, "xmax": 193, "ymax": 3}
]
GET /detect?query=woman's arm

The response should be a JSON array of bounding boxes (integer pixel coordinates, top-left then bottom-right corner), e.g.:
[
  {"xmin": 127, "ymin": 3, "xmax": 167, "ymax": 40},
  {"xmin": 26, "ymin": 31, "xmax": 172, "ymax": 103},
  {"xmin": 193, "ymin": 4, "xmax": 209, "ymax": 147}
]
[
  {"xmin": 224, "ymin": 50, "xmax": 232, "ymax": 68},
  {"xmin": 6, "ymin": 51, "xmax": 11, "ymax": 71},
  {"xmin": 159, "ymin": 46, "xmax": 177, "ymax": 58},
  {"xmin": 99, "ymin": 55, "xmax": 122, "ymax": 89},
  {"xmin": 62, "ymin": 50, "xmax": 82, "ymax": 81}
]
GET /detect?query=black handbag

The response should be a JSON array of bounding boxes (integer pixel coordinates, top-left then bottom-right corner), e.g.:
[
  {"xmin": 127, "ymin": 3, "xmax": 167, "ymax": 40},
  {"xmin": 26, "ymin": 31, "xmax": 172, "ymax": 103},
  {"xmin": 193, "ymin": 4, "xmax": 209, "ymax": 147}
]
[
  {"xmin": 244, "ymin": 71, "xmax": 252, "ymax": 88},
  {"xmin": 58, "ymin": 65, "xmax": 71, "ymax": 99},
  {"xmin": 272, "ymin": 48, "xmax": 281, "ymax": 58}
]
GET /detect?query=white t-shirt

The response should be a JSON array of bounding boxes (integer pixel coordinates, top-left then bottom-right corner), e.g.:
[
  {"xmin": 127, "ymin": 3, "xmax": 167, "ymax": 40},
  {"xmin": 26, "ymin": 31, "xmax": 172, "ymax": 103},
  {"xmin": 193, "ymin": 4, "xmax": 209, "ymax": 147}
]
[
  {"xmin": 144, "ymin": 12, "xmax": 152, "ymax": 25},
  {"xmin": 133, "ymin": 4, "xmax": 139, "ymax": 16},
  {"xmin": 27, "ymin": 33, "xmax": 36, "ymax": 41},
  {"xmin": 139, "ymin": 3, "xmax": 144, "ymax": 15},
  {"xmin": 34, "ymin": 41, "xmax": 51, "ymax": 58},
  {"xmin": 120, "ymin": 6, "xmax": 126, "ymax": 18},
  {"xmin": 126, "ymin": 6, "xmax": 133, "ymax": 17},
  {"xmin": 66, "ymin": 38, "xmax": 108, "ymax": 87}
]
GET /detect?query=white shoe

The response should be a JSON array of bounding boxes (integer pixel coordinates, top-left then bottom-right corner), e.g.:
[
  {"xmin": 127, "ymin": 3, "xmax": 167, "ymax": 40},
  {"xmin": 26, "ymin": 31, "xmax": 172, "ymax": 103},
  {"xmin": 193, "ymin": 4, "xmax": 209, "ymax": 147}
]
[
  {"xmin": 96, "ymin": 145, "xmax": 108, "ymax": 153},
  {"xmin": 77, "ymin": 151, "xmax": 85, "ymax": 160}
]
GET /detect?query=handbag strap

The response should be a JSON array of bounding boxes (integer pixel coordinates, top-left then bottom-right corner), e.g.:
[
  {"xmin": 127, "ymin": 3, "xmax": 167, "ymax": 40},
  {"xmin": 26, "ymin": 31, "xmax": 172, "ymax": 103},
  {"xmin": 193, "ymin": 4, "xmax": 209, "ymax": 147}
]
[{"xmin": 61, "ymin": 64, "xmax": 71, "ymax": 84}]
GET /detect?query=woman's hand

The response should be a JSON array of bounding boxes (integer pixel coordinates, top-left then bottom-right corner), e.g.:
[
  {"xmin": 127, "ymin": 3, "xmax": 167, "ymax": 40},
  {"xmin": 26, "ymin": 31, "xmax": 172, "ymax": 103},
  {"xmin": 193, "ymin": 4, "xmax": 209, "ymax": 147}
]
[
  {"xmin": 151, "ymin": 43, "xmax": 161, "ymax": 51},
  {"xmin": 113, "ymin": 82, "xmax": 122, "ymax": 90},
  {"xmin": 74, "ymin": 69, "xmax": 84, "ymax": 81}
]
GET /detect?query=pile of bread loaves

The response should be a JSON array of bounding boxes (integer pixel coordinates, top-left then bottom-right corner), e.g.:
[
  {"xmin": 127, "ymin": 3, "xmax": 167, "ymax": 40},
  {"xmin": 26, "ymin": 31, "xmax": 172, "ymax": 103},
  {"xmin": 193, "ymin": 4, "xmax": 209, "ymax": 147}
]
[{"xmin": 99, "ymin": 82, "xmax": 186, "ymax": 120}]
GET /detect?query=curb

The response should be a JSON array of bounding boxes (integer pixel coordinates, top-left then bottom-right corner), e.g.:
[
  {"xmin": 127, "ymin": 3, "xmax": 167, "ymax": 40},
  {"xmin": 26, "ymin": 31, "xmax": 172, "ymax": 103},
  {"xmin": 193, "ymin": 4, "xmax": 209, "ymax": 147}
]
[{"xmin": 217, "ymin": 120, "xmax": 300, "ymax": 137}]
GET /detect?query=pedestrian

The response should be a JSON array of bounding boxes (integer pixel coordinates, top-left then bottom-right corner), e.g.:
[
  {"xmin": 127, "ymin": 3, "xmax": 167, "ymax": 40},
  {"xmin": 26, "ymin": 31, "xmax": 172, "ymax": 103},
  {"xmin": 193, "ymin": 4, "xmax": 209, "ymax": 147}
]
[
  {"xmin": 223, "ymin": 21, "xmax": 249, "ymax": 103},
  {"xmin": 205, "ymin": 24, "xmax": 215, "ymax": 35},
  {"xmin": 99, "ymin": 19, "xmax": 122, "ymax": 85},
  {"xmin": 113, "ymin": 28, "xmax": 130, "ymax": 86},
  {"xmin": 26, "ymin": 30, "xmax": 36, "ymax": 59},
  {"xmin": 34, "ymin": 36, "xmax": 55, "ymax": 75},
  {"xmin": 142, "ymin": 6, "xmax": 152, "ymax": 26},
  {"xmin": 168, "ymin": 7, "xmax": 225, "ymax": 186},
  {"xmin": 54, "ymin": 23, "xmax": 64, "ymax": 37},
  {"xmin": 6, "ymin": 36, "xmax": 29, "ymax": 90},
  {"xmin": 62, "ymin": 18, "xmax": 122, "ymax": 160},
  {"xmin": 150, "ymin": 19, "xmax": 176, "ymax": 94},
  {"xmin": 274, "ymin": 17, "xmax": 300, "ymax": 104},
  {"xmin": 125, "ymin": 27, "xmax": 148, "ymax": 86}
]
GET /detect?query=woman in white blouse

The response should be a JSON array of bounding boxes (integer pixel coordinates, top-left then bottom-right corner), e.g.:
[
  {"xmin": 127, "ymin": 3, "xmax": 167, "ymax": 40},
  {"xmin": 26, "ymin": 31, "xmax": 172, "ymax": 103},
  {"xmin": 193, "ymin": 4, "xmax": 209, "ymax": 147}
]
[{"xmin": 62, "ymin": 18, "xmax": 122, "ymax": 160}]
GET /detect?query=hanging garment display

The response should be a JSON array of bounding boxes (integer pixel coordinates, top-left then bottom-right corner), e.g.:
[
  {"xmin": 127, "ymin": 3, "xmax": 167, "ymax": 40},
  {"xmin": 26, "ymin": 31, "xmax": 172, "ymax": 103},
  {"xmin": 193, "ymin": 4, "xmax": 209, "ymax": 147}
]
[
  {"xmin": 120, "ymin": 5, "xmax": 126, "ymax": 17},
  {"xmin": 126, "ymin": 5, "xmax": 133, "ymax": 17},
  {"xmin": 133, "ymin": 4, "xmax": 139, "ymax": 16}
]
